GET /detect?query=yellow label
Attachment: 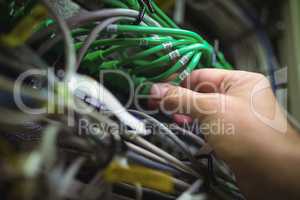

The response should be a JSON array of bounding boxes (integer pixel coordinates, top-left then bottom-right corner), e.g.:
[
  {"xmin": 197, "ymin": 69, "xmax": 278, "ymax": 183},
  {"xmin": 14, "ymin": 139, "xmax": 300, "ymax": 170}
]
[
  {"xmin": 104, "ymin": 162, "xmax": 174, "ymax": 193},
  {"xmin": 0, "ymin": 4, "xmax": 48, "ymax": 47}
]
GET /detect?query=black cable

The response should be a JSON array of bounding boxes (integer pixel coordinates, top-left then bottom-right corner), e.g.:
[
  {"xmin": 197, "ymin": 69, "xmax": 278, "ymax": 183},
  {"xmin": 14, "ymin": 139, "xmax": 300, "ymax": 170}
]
[
  {"xmin": 196, "ymin": 154, "xmax": 217, "ymax": 191},
  {"xmin": 134, "ymin": 6, "xmax": 146, "ymax": 25}
]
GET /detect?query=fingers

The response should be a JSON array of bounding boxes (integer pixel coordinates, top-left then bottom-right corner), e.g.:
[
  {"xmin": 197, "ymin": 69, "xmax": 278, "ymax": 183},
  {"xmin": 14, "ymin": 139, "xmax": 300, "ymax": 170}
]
[
  {"xmin": 172, "ymin": 114, "xmax": 193, "ymax": 125},
  {"xmin": 181, "ymin": 68, "xmax": 233, "ymax": 93},
  {"xmin": 150, "ymin": 83, "xmax": 223, "ymax": 120},
  {"xmin": 148, "ymin": 69, "xmax": 237, "ymax": 122}
]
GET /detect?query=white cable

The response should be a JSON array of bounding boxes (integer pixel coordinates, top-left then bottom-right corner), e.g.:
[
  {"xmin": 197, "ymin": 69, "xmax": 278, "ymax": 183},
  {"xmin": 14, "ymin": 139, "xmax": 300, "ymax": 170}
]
[
  {"xmin": 59, "ymin": 157, "xmax": 85, "ymax": 197},
  {"xmin": 23, "ymin": 124, "xmax": 60, "ymax": 178},
  {"xmin": 68, "ymin": 74, "xmax": 147, "ymax": 135},
  {"xmin": 40, "ymin": 125, "xmax": 60, "ymax": 171},
  {"xmin": 177, "ymin": 180, "xmax": 206, "ymax": 200}
]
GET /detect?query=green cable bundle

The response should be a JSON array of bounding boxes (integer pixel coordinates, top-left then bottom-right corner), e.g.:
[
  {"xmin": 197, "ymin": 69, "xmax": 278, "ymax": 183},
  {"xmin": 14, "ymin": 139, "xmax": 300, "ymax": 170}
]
[{"xmin": 50, "ymin": 0, "xmax": 232, "ymax": 95}]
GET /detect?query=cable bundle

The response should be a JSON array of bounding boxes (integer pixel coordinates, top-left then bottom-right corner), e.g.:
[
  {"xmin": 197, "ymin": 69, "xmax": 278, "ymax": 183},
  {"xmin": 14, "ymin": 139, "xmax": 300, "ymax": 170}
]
[
  {"xmin": 51, "ymin": 0, "xmax": 233, "ymax": 94},
  {"xmin": 0, "ymin": 1, "xmax": 245, "ymax": 200}
]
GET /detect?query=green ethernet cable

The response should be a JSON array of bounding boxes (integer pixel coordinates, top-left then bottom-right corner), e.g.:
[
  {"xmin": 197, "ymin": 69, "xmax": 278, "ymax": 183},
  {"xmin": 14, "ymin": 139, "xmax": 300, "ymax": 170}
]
[{"xmin": 40, "ymin": 0, "xmax": 232, "ymax": 95}]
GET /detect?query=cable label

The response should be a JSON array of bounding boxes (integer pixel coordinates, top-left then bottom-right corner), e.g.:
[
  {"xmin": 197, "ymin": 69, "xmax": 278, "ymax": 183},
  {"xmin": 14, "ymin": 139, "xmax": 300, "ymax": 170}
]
[
  {"xmin": 169, "ymin": 50, "xmax": 181, "ymax": 60},
  {"xmin": 162, "ymin": 42, "xmax": 173, "ymax": 50},
  {"xmin": 178, "ymin": 70, "xmax": 190, "ymax": 81},
  {"xmin": 151, "ymin": 35, "xmax": 161, "ymax": 40},
  {"xmin": 179, "ymin": 55, "xmax": 190, "ymax": 66},
  {"xmin": 106, "ymin": 25, "xmax": 118, "ymax": 33}
]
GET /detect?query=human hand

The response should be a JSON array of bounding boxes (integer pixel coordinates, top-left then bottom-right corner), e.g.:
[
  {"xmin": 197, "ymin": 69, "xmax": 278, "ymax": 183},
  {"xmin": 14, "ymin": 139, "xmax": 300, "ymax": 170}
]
[{"xmin": 149, "ymin": 69, "xmax": 300, "ymax": 199}]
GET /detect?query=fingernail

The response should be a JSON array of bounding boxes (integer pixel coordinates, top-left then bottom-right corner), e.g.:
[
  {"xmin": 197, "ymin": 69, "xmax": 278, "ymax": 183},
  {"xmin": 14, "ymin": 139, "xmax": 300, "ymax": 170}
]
[
  {"xmin": 173, "ymin": 114, "xmax": 193, "ymax": 125},
  {"xmin": 150, "ymin": 83, "xmax": 170, "ymax": 99}
]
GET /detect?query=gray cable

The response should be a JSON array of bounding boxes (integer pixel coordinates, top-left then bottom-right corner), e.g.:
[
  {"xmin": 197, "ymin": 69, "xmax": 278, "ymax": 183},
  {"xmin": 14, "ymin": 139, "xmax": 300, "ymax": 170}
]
[
  {"xmin": 128, "ymin": 110, "xmax": 197, "ymax": 165},
  {"xmin": 126, "ymin": 141, "xmax": 169, "ymax": 166},
  {"xmin": 125, "ymin": 135, "xmax": 200, "ymax": 177},
  {"xmin": 169, "ymin": 124, "xmax": 205, "ymax": 146},
  {"xmin": 77, "ymin": 17, "xmax": 133, "ymax": 66},
  {"xmin": 67, "ymin": 9, "xmax": 161, "ymax": 28},
  {"xmin": 127, "ymin": 111, "xmax": 239, "ymax": 190},
  {"xmin": 41, "ymin": 0, "xmax": 76, "ymax": 81},
  {"xmin": 31, "ymin": 8, "xmax": 161, "ymax": 45}
]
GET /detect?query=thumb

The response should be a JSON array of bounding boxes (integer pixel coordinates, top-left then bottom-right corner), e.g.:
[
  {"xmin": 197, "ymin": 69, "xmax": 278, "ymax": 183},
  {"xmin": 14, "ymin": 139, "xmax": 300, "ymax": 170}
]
[{"xmin": 150, "ymin": 83, "xmax": 224, "ymax": 119}]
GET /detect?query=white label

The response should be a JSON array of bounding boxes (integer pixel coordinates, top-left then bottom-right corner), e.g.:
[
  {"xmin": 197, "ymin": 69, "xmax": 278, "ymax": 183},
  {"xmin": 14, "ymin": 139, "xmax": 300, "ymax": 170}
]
[
  {"xmin": 162, "ymin": 42, "xmax": 173, "ymax": 50},
  {"xmin": 169, "ymin": 50, "xmax": 180, "ymax": 60},
  {"xmin": 179, "ymin": 55, "xmax": 190, "ymax": 66},
  {"xmin": 106, "ymin": 25, "xmax": 118, "ymax": 33},
  {"xmin": 178, "ymin": 70, "xmax": 190, "ymax": 81},
  {"xmin": 152, "ymin": 35, "xmax": 161, "ymax": 40}
]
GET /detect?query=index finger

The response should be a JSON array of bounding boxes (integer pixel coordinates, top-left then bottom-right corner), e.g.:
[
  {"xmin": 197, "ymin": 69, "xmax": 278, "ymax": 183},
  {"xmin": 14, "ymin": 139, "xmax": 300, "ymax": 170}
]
[{"xmin": 181, "ymin": 68, "xmax": 233, "ymax": 93}]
